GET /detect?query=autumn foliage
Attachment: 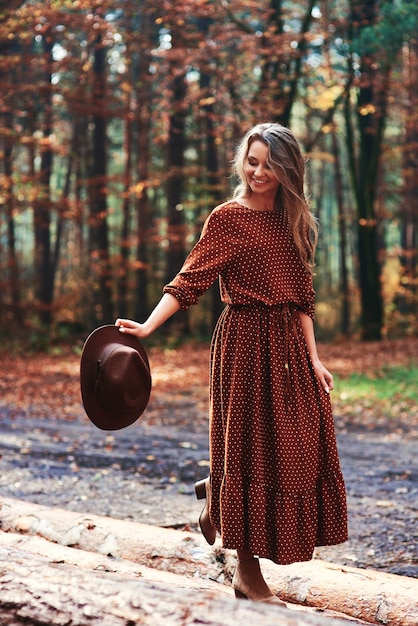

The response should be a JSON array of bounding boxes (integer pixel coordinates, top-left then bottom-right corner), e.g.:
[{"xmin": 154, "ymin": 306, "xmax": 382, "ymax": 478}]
[{"xmin": 0, "ymin": 1, "xmax": 417, "ymax": 344}]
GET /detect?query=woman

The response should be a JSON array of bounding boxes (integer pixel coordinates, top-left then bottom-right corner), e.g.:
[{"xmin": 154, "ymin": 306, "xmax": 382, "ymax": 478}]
[{"xmin": 116, "ymin": 122, "xmax": 348, "ymax": 606}]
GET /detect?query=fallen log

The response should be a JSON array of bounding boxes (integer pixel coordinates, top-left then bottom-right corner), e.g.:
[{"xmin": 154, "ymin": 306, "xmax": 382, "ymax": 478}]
[
  {"xmin": 263, "ymin": 560, "xmax": 418, "ymax": 626},
  {"xmin": 0, "ymin": 533, "xmax": 360, "ymax": 626},
  {"xmin": 0, "ymin": 529, "xmax": 227, "ymax": 596},
  {"xmin": 1, "ymin": 497, "xmax": 417, "ymax": 625}
]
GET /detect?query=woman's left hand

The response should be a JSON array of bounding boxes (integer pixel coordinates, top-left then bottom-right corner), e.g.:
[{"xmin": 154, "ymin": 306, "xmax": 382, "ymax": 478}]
[{"xmin": 312, "ymin": 359, "xmax": 334, "ymax": 394}]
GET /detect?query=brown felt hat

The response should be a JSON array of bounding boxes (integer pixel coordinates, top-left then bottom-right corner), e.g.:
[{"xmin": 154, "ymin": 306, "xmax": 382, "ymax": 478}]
[{"xmin": 80, "ymin": 325, "xmax": 151, "ymax": 430}]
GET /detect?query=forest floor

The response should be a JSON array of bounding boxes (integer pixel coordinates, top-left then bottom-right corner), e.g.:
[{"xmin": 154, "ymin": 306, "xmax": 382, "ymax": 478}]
[{"xmin": 0, "ymin": 337, "xmax": 417, "ymax": 578}]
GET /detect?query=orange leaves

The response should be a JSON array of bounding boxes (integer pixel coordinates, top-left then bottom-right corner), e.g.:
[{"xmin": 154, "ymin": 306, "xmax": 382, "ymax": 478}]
[{"xmin": 1, "ymin": 338, "xmax": 417, "ymax": 431}]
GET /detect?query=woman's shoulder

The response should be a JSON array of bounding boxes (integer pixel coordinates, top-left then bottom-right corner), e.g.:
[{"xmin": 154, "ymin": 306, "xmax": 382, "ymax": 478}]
[
  {"xmin": 199, "ymin": 201, "xmax": 246, "ymax": 237},
  {"xmin": 210, "ymin": 200, "xmax": 245, "ymax": 218}
]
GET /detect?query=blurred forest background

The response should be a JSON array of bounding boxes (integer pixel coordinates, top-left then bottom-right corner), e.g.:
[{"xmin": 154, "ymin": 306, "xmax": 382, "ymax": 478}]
[{"xmin": 0, "ymin": 0, "xmax": 417, "ymax": 348}]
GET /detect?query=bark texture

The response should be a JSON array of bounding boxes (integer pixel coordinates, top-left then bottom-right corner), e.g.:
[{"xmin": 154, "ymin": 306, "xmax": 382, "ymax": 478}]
[{"xmin": 1, "ymin": 497, "xmax": 417, "ymax": 626}]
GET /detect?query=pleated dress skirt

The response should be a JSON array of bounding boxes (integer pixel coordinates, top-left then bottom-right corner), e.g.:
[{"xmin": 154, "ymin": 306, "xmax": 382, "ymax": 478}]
[{"xmin": 208, "ymin": 302, "xmax": 348, "ymax": 565}]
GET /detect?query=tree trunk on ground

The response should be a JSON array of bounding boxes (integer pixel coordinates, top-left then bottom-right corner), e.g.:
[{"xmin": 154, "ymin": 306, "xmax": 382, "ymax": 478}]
[
  {"xmin": 0, "ymin": 539, "xmax": 363, "ymax": 626},
  {"xmin": 1, "ymin": 497, "xmax": 417, "ymax": 626}
]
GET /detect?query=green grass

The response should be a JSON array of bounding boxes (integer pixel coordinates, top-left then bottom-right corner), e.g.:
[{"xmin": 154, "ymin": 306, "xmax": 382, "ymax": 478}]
[
  {"xmin": 335, "ymin": 366, "xmax": 418, "ymax": 401},
  {"xmin": 332, "ymin": 365, "xmax": 418, "ymax": 422}
]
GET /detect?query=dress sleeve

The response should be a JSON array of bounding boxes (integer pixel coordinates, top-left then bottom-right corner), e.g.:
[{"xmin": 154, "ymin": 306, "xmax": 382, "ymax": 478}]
[
  {"xmin": 163, "ymin": 208, "xmax": 234, "ymax": 309},
  {"xmin": 295, "ymin": 272, "xmax": 316, "ymax": 320},
  {"xmin": 297, "ymin": 292, "xmax": 315, "ymax": 320}
]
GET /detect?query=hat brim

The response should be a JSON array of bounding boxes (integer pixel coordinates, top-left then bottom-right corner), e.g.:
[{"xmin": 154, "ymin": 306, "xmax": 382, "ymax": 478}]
[{"xmin": 80, "ymin": 325, "xmax": 151, "ymax": 430}]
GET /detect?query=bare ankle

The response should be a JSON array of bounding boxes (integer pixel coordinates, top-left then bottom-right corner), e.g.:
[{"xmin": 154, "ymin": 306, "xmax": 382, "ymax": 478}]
[{"xmin": 237, "ymin": 549, "xmax": 257, "ymax": 562}]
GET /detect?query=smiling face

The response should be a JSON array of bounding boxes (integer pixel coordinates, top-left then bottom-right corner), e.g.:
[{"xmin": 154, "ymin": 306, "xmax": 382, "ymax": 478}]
[{"xmin": 244, "ymin": 139, "xmax": 281, "ymax": 202}]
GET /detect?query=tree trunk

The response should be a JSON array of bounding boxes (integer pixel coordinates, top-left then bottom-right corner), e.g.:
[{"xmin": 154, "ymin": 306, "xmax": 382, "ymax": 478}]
[
  {"xmin": 89, "ymin": 29, "xmax": 113, "ymax": 325},
  {"xmin": 355, "ymin": 65, "xmax": 386, "ymax": 341},
  {"xmin": 3, "ymin": 110, "xmax": 23, "ymax": 325},
  {"xmin": 1, "ymin": 498, "xmax": 417, "ymax": 626},
  {"xmin": 117, "ymin": 111, "xmax": 133, "ymax": 320},
  {"xmin": 398, "ymin": 37, "xmax": 418, "ymax": 318},
  {"xmin": 165, "ymin": 35, "xmax": 188, "ymax": 334},
  {"xmin": 166, "ymin": 71, "xmax": 186, "ymax": 279},
  {"xmin": 0, "ymin": 19, "xmax": 22, "ymax": 325},
  {"xmin": 0, "ymin": 541, "xmax": 357, "ymax": 626},
  {"xmin": 199, "ymin": 62, "xmax": 224, "ymax": 329},
  {"xmin": 33, "ymin": 34, "xmax": 54, "ymax": 328},
  {"xmin": 133, "ymin": 4, "xmax": 154, "ymax": 323},
  {"xmin": 344, "ymin": 0, "xmax": 391, "ymax": 340},
  {"xmin": 135, "ymin": 109, "xmax": 150, "ymax": 322},
  {"xmin": 52, "ymin": 123, "xmax": 76, "ymax": 313},
  {"xmin": 332, "ymin": 128, "xmax": 350, "ymax": 336}
]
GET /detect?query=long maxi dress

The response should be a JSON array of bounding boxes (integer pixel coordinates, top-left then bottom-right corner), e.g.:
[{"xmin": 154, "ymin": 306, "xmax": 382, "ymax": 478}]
[{"xmin": 164, "ymin": 201, "xmax": 348, "ymax": 565}]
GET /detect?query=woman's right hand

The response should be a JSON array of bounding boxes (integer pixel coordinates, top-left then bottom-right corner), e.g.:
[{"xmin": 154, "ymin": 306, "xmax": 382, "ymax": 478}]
[
  {"xmin": 115, "ymin": 294, "xmax": 181, "ymax": 340},
  {"xmin": 115, "ymin": 318, "xmax": 151, "ymax": 339}
]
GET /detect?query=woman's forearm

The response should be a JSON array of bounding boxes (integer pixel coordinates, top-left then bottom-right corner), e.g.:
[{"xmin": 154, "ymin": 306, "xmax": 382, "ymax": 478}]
[
  {"xmin": 115, "ymin": 293, "xmax": 181, "ymax": 339},
  {"xmin": 142, "ymin": 293, "xmax": 182, "ymax": 334}
]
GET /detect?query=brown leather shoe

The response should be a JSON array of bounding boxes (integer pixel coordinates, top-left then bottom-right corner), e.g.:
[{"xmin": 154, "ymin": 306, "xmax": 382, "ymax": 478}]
[{"xmin": 195, "ymin": 476, "xmax": 216, "ymax": 545}]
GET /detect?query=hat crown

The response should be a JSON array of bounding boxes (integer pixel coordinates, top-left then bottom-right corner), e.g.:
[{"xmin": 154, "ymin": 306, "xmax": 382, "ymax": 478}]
[{"xmin": 95, "ymin": 343, "xmax": 148, "ymax": 412}]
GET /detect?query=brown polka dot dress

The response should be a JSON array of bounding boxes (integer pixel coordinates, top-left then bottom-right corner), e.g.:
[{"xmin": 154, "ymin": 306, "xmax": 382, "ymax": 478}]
[{"xmin": 164, "ymin": 201, "xmax": 348, "ymax": 565}]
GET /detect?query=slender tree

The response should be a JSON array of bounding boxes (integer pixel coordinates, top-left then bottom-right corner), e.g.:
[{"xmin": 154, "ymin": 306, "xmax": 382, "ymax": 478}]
[
  {"xmin": 197, "ymin": 17, "xmax": 224, "ymax": 327},
  {"xmin": 398, "ymin": 36, "xmax": 418, "ymax": 320},
  {"xmin": 344, "ymin": 0, "xmax": 417, "ymax": 339},
  {"xmin": 331, "ymin": 127, "xmax": 350, "ymax": 336},
  {"xmin": 0, "ymin": 20, "xmax": 23, "ymax": 325},
  {"xmin": 133, "ymin": 3, "xmax": 155, "ymax": 322},
  {"xmin": 344, "ymin": 0, "xmax": 389, "ymax": 340},
  {"xmin": 88, "ymin": 15, "xmax": 113, "ymax": 324},
  {"xmin": 163, "ymin": 24, "xmax": 189, "ymax": 333},
  {"xmin": 32, "ymin": 28, "xmax": 54, "ymax": 327},
  {"xmin": 117, "ymin": 84, "xmax": 134, "ymax": 320}
]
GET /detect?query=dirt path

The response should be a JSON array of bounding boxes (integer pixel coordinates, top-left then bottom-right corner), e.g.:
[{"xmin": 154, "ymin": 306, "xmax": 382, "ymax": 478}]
[
  {"xmin": 0, "ymin": 388, "xmax": 417, "ymax": 578},
  {"xmin": 1, "ymin": 339, "xmax": 418, "ymax": 579}
]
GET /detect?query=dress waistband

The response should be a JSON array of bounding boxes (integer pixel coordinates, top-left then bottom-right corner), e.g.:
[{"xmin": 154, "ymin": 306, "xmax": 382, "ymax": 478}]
[{"xmin": 228, "ymin": 302, "xmax": 295, "ymax": 311}]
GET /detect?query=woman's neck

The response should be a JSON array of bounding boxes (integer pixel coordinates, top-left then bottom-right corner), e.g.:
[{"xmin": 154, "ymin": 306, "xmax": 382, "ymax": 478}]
[{"xmin": 237, "ymin": 193, "xmax": 277, "ymax": 212}]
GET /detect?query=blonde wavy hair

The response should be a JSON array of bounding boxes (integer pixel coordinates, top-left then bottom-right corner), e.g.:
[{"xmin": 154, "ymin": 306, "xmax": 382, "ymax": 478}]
[{"xmin": 232, "ymin": 122, "xmax": 318, "ymax": 272}]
